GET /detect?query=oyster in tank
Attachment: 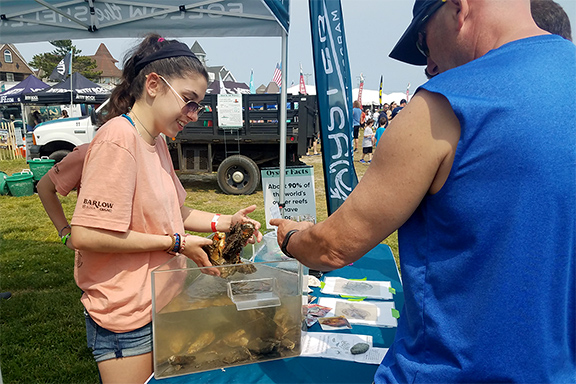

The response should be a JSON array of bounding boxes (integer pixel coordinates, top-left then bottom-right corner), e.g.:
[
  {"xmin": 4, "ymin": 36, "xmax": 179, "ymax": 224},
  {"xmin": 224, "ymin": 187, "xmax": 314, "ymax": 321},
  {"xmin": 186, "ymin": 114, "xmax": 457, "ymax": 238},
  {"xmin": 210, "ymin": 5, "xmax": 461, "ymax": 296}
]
[{"xmin": 203, "ymin": 222, "xmax": 257, "ymax": 278}]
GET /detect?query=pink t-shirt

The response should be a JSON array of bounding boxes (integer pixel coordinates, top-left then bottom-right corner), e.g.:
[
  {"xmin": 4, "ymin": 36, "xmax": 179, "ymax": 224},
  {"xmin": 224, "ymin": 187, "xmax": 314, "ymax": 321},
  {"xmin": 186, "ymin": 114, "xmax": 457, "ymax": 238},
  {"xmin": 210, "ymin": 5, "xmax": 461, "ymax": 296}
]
[
  {"xmin": 71, "ymin": 116, "xmax": 186, "ymax": 332},
  {"xmin": 47, "ymin": 144, "xmax": 88, "ymax": 196}
]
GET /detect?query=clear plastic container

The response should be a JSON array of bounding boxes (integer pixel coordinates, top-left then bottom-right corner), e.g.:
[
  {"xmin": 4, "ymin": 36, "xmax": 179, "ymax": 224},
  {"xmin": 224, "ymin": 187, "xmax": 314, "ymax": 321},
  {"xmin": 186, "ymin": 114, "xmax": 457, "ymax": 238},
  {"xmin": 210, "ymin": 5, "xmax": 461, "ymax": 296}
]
[{"xmin": 151, "ymin": 243, "xmax": 304, "ymax": 379}]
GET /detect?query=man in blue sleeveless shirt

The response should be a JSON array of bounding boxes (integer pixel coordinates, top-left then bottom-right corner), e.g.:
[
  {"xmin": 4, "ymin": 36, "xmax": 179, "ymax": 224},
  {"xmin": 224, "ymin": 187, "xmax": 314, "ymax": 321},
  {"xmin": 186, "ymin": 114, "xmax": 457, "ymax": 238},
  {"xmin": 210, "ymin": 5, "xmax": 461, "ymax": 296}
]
[{"xmin": 271, "ymin": 0, "xmax": 575, "ymax": 382}]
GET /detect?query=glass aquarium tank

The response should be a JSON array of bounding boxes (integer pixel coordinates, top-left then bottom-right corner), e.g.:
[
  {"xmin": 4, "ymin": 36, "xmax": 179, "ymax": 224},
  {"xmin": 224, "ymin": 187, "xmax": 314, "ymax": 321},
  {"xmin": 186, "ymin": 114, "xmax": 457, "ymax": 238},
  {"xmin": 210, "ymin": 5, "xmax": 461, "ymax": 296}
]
[{"xmin": 151, "ymin": 236, "xmax": 304, "ymax": 379}]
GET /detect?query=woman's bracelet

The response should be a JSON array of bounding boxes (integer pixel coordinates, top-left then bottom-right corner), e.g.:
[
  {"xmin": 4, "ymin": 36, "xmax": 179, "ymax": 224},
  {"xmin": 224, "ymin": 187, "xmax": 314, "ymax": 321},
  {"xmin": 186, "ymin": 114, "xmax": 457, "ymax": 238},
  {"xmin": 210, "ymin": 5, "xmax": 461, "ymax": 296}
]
[
  {"xmin": 211, "ymin": 214, "xmax": 221, "ymax": 232},
  {"xmin": 179, "ymin": 234, "xmax": 188, "ymax": 254},
  {"xmin": 58, "ymin": 224, "xmax": 71, "ymax": 237},
  {"xmin": 166, "ymin": 233, "xmax": 183, "ymax": 255},
  {"xmin": 61, "ymin": 233, "xmax": 71, "ymax": 246},
  {"xmin": 165, "ymin": 234, "xmax": 176, "ymax": 253}
]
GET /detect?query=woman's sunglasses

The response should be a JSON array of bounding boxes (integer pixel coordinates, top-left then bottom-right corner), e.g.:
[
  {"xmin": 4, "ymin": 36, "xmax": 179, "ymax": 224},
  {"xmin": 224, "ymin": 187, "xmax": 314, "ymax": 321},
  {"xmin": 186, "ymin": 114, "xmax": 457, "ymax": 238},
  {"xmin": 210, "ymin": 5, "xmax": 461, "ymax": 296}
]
[{"xmin": 158, "ymin": 75, "xmax": 204, "ymax": 117}]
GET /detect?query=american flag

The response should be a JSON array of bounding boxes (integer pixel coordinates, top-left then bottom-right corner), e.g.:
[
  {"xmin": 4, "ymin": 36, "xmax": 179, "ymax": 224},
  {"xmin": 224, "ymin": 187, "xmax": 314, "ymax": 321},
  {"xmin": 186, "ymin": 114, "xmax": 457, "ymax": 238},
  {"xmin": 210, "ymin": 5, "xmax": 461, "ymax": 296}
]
[{"xmin": 272, "ymin": 63, "xmax": 282, "ymax": 87}]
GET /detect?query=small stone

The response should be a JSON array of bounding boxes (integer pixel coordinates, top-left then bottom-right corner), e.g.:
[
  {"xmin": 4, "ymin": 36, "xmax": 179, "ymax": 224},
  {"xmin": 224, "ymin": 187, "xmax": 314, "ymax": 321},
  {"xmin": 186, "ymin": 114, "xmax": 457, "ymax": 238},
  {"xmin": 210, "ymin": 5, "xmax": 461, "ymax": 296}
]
[{"xmin": 350, "ymin": 342, "xmax": 370, "ymax": 355}]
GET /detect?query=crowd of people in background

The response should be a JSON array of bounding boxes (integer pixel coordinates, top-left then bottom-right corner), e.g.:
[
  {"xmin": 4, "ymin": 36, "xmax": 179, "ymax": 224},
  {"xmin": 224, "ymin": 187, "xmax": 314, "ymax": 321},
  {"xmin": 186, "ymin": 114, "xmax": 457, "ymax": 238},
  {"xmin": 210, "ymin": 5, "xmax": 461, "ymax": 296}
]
[
  {"xmin": 308, "ymin": 97, "xmax": 409, "ymax": 160},
  {"xmin": 354, "ymin": 98, "xmax": 408, "ymax": 164}
]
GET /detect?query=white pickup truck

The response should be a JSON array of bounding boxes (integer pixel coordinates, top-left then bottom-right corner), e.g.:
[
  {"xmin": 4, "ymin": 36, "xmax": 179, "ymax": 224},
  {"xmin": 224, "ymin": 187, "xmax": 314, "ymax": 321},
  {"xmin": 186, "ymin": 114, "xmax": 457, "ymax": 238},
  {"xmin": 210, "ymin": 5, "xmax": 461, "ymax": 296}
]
[{"xmin": 27, "ymin": 104, "xmax": 104, "ymax": 162}]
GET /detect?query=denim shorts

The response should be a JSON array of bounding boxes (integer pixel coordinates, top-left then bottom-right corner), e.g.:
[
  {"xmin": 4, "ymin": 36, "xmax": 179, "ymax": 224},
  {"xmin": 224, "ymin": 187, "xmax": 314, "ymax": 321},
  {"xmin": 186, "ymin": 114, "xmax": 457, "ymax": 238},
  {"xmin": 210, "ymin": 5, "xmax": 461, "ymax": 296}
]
[{"xmin": 84, "ymin": 309, "xmax": 152, "ymax": 362}]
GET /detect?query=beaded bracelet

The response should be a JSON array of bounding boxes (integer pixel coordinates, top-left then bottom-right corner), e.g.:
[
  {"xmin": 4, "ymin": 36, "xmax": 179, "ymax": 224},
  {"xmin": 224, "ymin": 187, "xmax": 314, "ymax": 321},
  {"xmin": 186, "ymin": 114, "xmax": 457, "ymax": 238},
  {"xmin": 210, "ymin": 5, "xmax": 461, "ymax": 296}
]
[
  {"xmin": 179, "ymin": 234, "xmax": 188, "ymax": 254},
  {"xmin": 174, "ymin": 233, "xmax": 181, "ymax": 252},
  {"xmin": 166, "ymin": 233, "xmax": 186, "ymax": 255}
]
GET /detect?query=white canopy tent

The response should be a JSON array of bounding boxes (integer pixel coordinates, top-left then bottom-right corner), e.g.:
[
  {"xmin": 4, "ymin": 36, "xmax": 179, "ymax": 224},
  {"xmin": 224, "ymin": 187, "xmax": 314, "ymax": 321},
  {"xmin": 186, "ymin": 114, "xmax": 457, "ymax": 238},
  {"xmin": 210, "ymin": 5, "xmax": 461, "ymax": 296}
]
[
  {"xmin": 352, "ymin": 89, "xmax": 409, "ymax": 105},
  {"xmin": 287, "ymin": 85, "xmax": 409, "ymax": 105},
  {"xmin": 0, "ymin": 0, "xmax": 292, "ymax": 203}
]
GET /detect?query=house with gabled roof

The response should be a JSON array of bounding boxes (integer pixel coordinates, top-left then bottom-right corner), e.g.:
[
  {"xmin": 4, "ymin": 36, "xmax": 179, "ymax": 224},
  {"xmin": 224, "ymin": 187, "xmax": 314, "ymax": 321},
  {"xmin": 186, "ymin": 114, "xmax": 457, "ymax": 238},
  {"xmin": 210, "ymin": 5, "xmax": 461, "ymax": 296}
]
[
  {"xmin": 0, "ymin": 44, "xmax": 35, "ymax": 83},
  {"xmin": 190, "ymin": 41, "xmax": 236, "ymax": 83}
]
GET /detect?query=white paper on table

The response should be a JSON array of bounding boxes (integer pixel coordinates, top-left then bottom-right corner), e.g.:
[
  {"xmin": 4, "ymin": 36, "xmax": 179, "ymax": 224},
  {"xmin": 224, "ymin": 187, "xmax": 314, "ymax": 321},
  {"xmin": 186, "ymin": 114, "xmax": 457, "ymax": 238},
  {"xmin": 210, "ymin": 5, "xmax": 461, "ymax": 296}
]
[
  {"xmin": 321, "ymin": 277, "xmax": 393, "ymax": 300},
  {"xmin": 303, "ymin": 277, "xmax": 312, "ymax": 293},
  {"xmin": 308, "ymin": 275, "xmax": 322, "ymax": 287},
  {"xmin": 354, "ymin": 346, "xmax": 389, "ymax": 364},
  {"xmin": 301, "ymin": 331, "xmax": 388, "ymax": 365},
  {"xmin": 318, "ymin": 297, "xmax": 398, "ymax": 328}
]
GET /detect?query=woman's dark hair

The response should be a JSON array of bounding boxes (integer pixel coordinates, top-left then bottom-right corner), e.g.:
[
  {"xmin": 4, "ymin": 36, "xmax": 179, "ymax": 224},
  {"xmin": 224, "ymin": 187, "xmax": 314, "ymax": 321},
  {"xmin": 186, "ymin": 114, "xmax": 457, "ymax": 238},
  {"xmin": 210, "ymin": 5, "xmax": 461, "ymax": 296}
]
[{"xmin": 103, "ymin": 33, "xmax": 209, "ymax": 123}]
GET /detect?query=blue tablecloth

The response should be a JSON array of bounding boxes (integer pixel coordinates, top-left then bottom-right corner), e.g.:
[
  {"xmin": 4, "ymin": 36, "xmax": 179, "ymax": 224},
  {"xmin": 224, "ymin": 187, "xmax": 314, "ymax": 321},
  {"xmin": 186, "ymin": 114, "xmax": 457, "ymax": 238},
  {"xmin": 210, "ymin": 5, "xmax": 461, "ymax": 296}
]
[{"xmin": 149, "ymin": 244, "xmax": 403, "ymax": 384}]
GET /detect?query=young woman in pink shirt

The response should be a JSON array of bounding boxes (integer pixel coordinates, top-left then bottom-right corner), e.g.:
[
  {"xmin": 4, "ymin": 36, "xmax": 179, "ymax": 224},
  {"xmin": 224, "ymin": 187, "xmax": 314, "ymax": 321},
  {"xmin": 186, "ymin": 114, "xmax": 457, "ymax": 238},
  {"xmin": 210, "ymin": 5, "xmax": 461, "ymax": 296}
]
[{"xmin": 70, "ymin": 34, "xmax": 261, "ymax": 383}]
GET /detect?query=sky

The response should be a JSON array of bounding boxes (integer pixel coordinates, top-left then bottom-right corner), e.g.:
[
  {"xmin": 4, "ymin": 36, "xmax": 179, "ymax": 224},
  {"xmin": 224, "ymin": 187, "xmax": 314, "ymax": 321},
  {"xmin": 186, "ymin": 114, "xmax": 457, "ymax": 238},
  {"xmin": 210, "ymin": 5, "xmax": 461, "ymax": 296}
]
[{"xmin": 13, "ymin": 0, "xmax": 576, "ymax": 94}]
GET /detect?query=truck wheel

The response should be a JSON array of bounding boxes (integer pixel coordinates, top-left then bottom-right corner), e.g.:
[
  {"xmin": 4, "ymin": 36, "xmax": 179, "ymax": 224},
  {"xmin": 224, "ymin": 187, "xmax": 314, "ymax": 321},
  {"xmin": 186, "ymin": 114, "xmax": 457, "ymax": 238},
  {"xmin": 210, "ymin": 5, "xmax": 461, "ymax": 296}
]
[
  {"xmin": 49, "ymin": 149, "xmax": 71, "ymax": 163},
  {"xmin": 217, "ymin": 155, "xmax": 260, "ymax": 195}
]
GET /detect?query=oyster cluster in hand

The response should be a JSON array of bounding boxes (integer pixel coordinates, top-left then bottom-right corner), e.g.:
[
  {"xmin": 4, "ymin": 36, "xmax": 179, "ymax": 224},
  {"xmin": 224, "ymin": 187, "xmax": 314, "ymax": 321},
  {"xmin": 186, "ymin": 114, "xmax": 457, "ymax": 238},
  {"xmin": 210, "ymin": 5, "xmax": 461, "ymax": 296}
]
[{"xmin": 202, "ymin": 222, "xmax": 257, "ymax": 278}]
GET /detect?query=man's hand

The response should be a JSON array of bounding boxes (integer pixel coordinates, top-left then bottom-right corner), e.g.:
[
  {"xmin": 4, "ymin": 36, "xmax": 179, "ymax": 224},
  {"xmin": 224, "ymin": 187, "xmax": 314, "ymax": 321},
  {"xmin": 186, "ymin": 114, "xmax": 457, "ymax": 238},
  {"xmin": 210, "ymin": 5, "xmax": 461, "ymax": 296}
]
[{"xmin": 269, "ymin": 218, "xmax": 314, "ymax": 250}]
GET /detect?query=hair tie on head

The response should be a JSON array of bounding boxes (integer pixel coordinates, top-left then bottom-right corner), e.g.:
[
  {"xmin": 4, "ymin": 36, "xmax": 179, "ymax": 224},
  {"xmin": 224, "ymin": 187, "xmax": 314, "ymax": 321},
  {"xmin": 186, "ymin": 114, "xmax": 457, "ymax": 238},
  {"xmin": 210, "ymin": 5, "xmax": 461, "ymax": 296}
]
[
  {"xmin": 158, "ymin": 37, "xmax": 165, "ymax": 42},
  {"xmin": 134, "ymin": 41, "xmax": 197, "ymax": 76}
]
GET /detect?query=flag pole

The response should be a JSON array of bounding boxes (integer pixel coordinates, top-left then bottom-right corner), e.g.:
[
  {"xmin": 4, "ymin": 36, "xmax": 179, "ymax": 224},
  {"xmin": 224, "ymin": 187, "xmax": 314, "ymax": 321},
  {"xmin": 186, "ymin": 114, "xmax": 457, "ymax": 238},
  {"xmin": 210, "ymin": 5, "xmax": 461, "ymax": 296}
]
[
  {"xmin": 406, "ymin": 83, "xmax": 411, "ymax": 102},
  {"xmin": 69, "ymin": 50, "xmax": 73, "ymax": 115},
  {"xmin": 379, "ymin": 75, "xmax": 383, "ymax": 107}
]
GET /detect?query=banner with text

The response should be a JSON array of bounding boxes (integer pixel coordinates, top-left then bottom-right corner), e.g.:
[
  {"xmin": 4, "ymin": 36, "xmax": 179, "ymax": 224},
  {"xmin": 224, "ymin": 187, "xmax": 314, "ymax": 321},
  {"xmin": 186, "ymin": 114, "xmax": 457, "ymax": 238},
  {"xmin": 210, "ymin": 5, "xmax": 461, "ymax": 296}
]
[
  {"xmin": 261, "ymin": 166, "xmax": 316, "ymax": 230},
  {"xmin": 309, "ymin": 0, "xmax": 358, "ymax": 216}
]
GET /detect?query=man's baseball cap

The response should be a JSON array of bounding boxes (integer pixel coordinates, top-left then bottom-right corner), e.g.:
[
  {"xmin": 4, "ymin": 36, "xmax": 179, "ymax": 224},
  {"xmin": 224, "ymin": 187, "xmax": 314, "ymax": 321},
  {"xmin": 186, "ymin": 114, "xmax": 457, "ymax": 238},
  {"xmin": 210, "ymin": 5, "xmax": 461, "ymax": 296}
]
[{"xmin": 389, "ymin": 0, "xmax": 447, "ymax": 65}]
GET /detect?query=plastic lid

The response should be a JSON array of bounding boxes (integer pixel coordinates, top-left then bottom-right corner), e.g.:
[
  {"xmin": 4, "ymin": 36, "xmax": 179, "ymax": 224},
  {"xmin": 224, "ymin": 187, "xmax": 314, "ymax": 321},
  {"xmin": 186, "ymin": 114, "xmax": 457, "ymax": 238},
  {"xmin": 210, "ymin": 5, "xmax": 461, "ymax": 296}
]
[
  {"xmin": 227, "ymin": 278, "xmax": 281, "ymax": 311},
  {"xmin": 7, "ymin": 172, "xmax": 34, "ymax": 181}
]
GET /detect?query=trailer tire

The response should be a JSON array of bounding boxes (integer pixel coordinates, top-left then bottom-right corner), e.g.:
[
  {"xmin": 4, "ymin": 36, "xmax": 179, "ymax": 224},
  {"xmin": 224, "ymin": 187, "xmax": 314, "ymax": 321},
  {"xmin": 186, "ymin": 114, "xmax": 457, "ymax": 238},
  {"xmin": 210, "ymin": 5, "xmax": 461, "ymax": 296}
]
[
  {"xmin": 49, "ymin": 149, "xmax": 72, "ymax": 163},
  {"xmin": 217, "ymin": 155, "xmax": 260, "ymax": 195}
]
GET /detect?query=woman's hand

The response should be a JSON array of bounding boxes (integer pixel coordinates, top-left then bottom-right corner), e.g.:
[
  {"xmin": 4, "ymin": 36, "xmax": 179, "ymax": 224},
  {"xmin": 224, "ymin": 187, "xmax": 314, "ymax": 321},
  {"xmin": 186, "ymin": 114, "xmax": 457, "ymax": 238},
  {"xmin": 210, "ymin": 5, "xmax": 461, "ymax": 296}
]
[
  {"xmin": 66, "ymin": 236, "xmax": 76, "ymax": 250},
  {"xmin": 180, "ymin": 234, "xmax": 221, "ymax": 276},
  {"xmin": 230, "ymin": 205, "xmax": 263, "ymax": 243}
]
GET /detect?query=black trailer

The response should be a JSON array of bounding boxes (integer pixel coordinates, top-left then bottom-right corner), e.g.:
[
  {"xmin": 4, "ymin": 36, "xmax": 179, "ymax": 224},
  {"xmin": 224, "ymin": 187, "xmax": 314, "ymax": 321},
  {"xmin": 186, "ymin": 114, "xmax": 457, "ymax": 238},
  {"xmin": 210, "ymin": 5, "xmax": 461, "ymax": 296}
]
[{"xmin": 168, "ymin": 93, "xmax": 318, "ymax": 195}]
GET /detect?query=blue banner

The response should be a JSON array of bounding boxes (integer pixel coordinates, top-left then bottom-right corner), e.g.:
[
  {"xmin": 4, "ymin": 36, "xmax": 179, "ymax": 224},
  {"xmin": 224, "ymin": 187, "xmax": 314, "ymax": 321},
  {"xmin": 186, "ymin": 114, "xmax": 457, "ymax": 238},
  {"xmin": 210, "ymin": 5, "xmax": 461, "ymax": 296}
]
[{"xmin": 309, "ymin": 0, "xmax": 358, "ymax": 215}]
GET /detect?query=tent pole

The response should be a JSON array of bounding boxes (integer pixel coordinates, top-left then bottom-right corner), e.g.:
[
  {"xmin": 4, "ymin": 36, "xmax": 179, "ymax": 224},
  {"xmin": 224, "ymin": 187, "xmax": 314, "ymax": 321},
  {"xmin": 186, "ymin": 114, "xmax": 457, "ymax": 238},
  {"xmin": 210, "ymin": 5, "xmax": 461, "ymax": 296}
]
[
  {"xmin": 70, "ymin": 53, "xmax": 73, "ymax": 115},
  {"xmin": 279, "ymin": 30, "xmax": 288, "ymax": 217},
  {"xmin": 20, "ymin": 102, "xmax": 27, "ymax": 129}
]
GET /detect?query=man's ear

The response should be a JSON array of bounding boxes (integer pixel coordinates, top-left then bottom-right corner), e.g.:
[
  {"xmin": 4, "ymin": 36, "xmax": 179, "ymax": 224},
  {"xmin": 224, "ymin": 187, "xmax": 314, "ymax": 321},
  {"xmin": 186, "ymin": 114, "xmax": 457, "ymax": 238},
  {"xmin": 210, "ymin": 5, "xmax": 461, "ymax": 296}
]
[
  {"xmin": 144, "ymin": 72, "xmax": 161, "ymax": 97},
  {"xmin": 447, "ymin": 0, "xmax": 469, "ymax": 31}
]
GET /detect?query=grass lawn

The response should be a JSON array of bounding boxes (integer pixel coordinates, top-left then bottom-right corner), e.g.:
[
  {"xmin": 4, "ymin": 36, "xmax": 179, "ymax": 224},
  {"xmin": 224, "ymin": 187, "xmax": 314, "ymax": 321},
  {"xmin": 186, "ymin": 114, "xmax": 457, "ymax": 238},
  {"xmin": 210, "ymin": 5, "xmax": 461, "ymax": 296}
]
[{"xmin": 0, "ymin": 151, "xmax": 398, "ymax": 383}]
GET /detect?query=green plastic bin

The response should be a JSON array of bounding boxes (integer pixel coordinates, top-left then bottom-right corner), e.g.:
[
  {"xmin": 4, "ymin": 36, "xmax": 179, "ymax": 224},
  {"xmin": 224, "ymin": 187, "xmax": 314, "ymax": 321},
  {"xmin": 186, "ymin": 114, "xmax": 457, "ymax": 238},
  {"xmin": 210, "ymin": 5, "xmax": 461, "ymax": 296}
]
[
  {"xmin": 0, "ymin": 171, "xmax": 9, "ymax": 195},
  {"xmin": 6, "ymin": 170, "xmax": 34, "ymax": 197},
  {"xmin": 27, "ymin": 156, "xmax": 55, "ymax": 182}
]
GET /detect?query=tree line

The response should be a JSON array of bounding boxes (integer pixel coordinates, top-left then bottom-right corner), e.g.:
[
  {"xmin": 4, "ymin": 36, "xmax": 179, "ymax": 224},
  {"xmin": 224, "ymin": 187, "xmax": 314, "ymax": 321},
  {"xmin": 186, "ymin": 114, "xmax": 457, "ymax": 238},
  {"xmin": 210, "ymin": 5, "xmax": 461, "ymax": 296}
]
[{"xmin": 29, "ymin": 40, "xmax": 102, "ymax": 82}]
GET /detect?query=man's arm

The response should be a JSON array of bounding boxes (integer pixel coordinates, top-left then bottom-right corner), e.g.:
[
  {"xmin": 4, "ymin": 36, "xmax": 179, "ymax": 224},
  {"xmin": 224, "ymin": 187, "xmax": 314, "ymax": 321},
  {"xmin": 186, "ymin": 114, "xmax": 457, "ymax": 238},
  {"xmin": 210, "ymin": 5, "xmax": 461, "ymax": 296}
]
[{"xmin": 271, "ymin": 89, "xmax": 461, "ymax": 271}]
